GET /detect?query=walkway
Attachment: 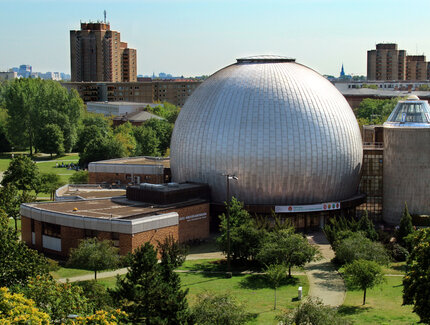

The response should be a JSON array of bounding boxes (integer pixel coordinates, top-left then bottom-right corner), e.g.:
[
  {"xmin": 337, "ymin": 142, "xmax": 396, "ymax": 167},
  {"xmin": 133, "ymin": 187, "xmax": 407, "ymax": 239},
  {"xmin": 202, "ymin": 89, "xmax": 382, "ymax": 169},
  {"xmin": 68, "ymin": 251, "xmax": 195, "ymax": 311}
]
[{"xmin": 305, "ymin": 231, "xmax": 346, "ymax": 307}]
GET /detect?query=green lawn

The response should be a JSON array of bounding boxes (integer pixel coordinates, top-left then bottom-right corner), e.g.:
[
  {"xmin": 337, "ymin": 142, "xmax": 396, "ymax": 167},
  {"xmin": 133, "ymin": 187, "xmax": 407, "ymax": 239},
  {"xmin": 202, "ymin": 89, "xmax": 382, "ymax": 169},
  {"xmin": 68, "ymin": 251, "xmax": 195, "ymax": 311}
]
[
  {"xmin": 51, "ymin": 266, "xmax": 93, "ymax": 280},
  {"xmin": 8, "ymin": 217, "xmax": 21, "ymax": 230},
  {"xmin": 97, "ymin": 272, "xmax": 308, "ymax": 325},
  {"xmin": 339, "ymin": 276, "xmax": 418, "ymax": 324}
]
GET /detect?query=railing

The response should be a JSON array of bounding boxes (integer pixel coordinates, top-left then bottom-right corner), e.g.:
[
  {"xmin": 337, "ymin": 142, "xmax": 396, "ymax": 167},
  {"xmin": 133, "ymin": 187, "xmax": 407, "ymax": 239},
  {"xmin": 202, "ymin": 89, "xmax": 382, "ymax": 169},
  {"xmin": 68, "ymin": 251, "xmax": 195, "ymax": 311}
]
[{"xmin": 363, "ymin": 142, "xmax": 384, "ymax": 149}]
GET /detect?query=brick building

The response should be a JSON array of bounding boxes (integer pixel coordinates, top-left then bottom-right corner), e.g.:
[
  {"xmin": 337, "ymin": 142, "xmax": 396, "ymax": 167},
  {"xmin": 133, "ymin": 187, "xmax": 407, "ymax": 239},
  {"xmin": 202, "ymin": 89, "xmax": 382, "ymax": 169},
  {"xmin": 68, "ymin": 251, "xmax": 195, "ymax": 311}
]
[
  {"xmin": 61, "ymin": 79, "xmax": 202, "ymax": 107},
  {"xmin": 88, "ymin": 156, "xmax": 171, "ymax": 185},
  {"xmin": 20, "ymin": 183, "xmax": 210, "ymax": 257},
  {"xmin": 70, "ymin": 22, "xmax": 137, "ymax": 82}
]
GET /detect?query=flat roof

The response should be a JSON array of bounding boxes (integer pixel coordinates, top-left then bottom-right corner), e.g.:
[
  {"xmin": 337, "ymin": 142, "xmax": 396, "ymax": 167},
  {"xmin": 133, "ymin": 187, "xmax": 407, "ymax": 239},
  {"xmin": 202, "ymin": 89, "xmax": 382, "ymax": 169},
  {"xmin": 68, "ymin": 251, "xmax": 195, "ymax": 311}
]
[
  {"xmin": 91, "ymin": 156, "xmax": 170, "ymax": 168},
  {"xmin": 23, "ymin": 197, "xmax": 206, "ymax": 221},
  {"xmin": 62, "ymin": 187, "xmax": 126, "ymax": 199},
  {"xmin": 88, "ymin": 101, "xmax": 154, "ymax": 106}
]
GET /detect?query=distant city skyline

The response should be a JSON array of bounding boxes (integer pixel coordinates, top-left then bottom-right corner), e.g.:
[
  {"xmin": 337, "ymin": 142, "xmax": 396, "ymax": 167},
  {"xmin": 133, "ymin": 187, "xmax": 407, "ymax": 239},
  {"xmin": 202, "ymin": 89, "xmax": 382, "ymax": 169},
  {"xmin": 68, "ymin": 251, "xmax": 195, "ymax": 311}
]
[{"xmin": 2, "ymin": 0, "xmax": 430, "ymax": 77}]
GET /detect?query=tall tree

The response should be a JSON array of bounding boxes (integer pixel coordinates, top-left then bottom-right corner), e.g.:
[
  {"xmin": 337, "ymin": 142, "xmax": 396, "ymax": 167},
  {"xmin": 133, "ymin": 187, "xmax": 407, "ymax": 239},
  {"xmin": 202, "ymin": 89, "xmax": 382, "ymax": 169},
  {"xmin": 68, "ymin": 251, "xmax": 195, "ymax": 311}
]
[
  {"xmin": 35, "ymin": 123, "xmax": 65, "ymax": 157},
  {"xmin": 111, "ymin": 242, "xmax": 166, "ymax": 324},
  {"xmin": 79, "ymin": 135, "xmax": 126, "ymax": 166},
  {"xmin": 1, "ymin": 155, "xmax": 40, "ymax": 192},
  {"xmin": 67, "ymin": 238, "xmax": 120, "ymax": 280},
  {"xmin": 403, "ymin": 228, "xmax": 430, "ymax": 323},
  {"xmin": 133, "ymin": 126, "xmax": 161, "ymax": 156},
  {"xmin": 397, "ymin": 202, "xmax": 414, "ymax": 249},
  {"xmin": 143, "ymin": 118, "xmax": 173, "ymax": 155},
  {"xmin": 2, "ymin": 78, "xmax": 83, "ymax": 154},
  {"xmin": 343, "ymin": 259, "xmax": 384, "ymax": 305},
  {"xmin": 39, "ymin": 173, "xmax": 64, "ymax": 200}
]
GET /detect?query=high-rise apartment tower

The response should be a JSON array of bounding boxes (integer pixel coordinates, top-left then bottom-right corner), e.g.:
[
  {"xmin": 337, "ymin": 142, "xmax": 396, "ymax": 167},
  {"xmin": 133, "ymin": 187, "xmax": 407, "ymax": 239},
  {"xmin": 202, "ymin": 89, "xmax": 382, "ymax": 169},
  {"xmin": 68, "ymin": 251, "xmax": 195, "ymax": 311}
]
[
  {"xmin": 367, "ymin": 43, "xmax": 430, "ymax": 81},
  {"xmin": 70, "ymin": 22, "xmax": 137, "ymax": 82}
]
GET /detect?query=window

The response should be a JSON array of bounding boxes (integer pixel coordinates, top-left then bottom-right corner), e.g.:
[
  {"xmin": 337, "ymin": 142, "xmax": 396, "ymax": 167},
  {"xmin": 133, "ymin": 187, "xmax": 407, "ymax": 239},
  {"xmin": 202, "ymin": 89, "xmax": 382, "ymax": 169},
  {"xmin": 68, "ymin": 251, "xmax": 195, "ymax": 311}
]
[
  {"xmin": 84, "ymin": 229, "xmax": 98, "ymax": 238},
  {"xmin": 42, "ymin": 222, "xmax": 61, "ymax": 238},
  {"xmin": 31, "ymin": 219, "xmax": 35, "ymax": 232}
]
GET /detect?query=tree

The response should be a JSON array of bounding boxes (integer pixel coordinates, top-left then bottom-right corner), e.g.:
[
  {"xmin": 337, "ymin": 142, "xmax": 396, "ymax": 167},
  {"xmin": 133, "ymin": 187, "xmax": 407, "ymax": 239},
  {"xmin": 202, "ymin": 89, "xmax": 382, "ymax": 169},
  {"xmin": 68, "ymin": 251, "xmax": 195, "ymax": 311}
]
[
  {"xmin": 2, "ymin": 78, "xmax": 83, "ymax": 155},
  {"xmin": 111, "ymin": 242, "xmax": 168, "ymax": 324},
  {"xmin": 343, "ymin": 259, "xmax": 384, "ymax": 305},
  {"xmin": 0, "ymin": 210, "xmax": 49, "ymax": 287},
  {"xmin": 133, "ymin": 126, "xmax": 161, "ymax": 156},
  {"xmin": 257, "ymin": 229, "xmax": 319, "ymax": 276},
  {"xmin": 20, "ymin": 275, "xmax": 90, "ymax": 324},
  {"xmin": 75, "ymin": 113, "xmax": 111, "ymax": 153},
  {"xmin": 72, "ymin": 309, "xmax": 127, "ymax": 325},
  {"xmin": 143, "ymin": 118, "xmax": 173, "ymax": 155},
  {"xmin": 191, "ymin": 292, "xmax": 251, "ymax": 325},
  {"xmin": 114, "ymin": 122, "xmax": 136, "ymax": 157},
  {"xmin": 69, "ymin": 170, "xmax": 89, "ymax": 184},
  {"xmin": 73, "ymin": 280, "xmax": 114, "ymax": 312},
  {"xmin": 355, "ymin": 97, "xmax": 400, "ymax": 126},
  {"xmin": 265, "ymin": 264, "xmax": 287, "ymax": 310},
  {"xmin": 396, "ymin": 202, "xmax": 414, "ymax": 249},
  {"xmin": 0, "ymin": 287, "xmax": 50, "ymax": 324},
  {"xmin": 276, "ymin": 297, "xmax": 350, "ymax": 325},
  {"xmin": 39, "ymin": 173, "xmax": 64, "ymax": 200},
  {"xmin": 0, "ymin": 184, "xmax": 21, "ymax": 231},
  {"xmin": 357, "ymin": 210, "xmax": 378, "ymax": 241},
  {"xmin": 217, "ymin": 197, "xmax": 265, "ymax": 262},
  {"xmin": 157, "ymin": 236, "xmax": 192, "ymax": 324},
  {"xmin": 35, "ymin": 123, "xmax": 65, "ymax": 157},
  {"xmin": 335, "ymin": 232, "xmax": 390, "ymax": 266},
  {"xmin": 67, "ymin": 238, "xmax": 120, "ymax": 280},
  {"xmin": 403, "ymin": 228, "xmax": 430, "ymax": 323},
  {"xmin": 1, "ymin": 155, "xmax": 40, "ymax": 192},
  {"xmin": 79, "ymin": 135, "xmax": 126, "ymax": 166}
]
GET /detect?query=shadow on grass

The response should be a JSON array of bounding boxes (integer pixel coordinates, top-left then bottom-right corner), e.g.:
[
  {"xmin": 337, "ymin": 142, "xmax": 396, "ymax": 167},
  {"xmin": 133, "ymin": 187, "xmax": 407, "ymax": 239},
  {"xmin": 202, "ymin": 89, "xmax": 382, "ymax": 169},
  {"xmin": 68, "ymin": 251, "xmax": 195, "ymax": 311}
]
[
  {"xmin": 337, "ymin": 305, "xmax": 371, "ymax": 316},
  {"xmin": 391, "ymin": 264, "xmax": 407, "ymax": 273},
  {"xmin": 182, "ymin": 277, "xmax": 222, "ymax": 287},
  {"xmin": 238, "ymin": 274, "xmax": 298, "ymax": 290},
  {"xmin": 182, "ymin": 260, "xmax": 261, "ymax": 277}
]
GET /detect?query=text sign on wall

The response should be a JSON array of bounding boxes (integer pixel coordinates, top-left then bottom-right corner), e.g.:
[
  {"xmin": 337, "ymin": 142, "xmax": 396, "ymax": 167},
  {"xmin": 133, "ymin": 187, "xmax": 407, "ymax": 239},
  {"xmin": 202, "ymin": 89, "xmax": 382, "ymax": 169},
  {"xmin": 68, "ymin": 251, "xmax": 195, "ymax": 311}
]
[
  {"xmin": 275, "ymin": 202, "xmax": 340, "ymax": 213},
  {"xmin": 179, "ymin": 212, "xmax": 207, "ymax": 222}
]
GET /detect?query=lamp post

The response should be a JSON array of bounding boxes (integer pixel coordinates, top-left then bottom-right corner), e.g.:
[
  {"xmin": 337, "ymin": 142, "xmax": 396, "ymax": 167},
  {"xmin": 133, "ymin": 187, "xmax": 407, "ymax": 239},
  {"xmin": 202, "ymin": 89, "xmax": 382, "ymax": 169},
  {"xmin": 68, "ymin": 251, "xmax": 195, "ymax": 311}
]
[{"xmin": 222, "ymin": 174, "xmax": 238, "ymax": 274}]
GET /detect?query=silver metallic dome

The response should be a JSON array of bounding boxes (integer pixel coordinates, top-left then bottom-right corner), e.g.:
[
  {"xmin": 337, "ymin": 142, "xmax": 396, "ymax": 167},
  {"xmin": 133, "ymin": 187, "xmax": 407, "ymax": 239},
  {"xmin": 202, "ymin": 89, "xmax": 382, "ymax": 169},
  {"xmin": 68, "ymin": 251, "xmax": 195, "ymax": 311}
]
[{"xmin": 171, "ymin": 56, "xmax": 363, "ymax": 205}]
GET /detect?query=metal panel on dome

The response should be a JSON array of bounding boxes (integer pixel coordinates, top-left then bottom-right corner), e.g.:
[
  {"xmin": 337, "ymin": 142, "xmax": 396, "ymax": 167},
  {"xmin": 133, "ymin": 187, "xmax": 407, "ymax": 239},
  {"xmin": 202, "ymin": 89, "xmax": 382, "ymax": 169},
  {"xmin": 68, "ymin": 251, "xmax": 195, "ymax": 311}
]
[{"xmin": 170, "ymin": 57, "xmax": 363, "ymax": 205}]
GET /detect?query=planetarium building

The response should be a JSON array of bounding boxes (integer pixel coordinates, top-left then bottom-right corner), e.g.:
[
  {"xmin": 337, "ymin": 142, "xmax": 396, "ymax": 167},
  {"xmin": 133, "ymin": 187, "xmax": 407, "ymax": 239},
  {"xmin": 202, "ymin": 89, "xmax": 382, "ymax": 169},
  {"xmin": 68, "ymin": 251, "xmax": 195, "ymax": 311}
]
[{"xmin": 171, "ymin": 56, "xmax": 364, "ymax": 228}]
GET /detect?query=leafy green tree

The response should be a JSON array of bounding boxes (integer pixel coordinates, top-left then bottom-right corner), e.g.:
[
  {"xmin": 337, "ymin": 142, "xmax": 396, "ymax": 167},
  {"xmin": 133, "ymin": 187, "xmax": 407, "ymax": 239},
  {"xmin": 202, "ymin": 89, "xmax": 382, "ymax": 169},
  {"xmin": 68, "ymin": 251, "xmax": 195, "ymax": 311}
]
[
  {"xmin": 276, "ymin": 297, "xmax": 350, "ymax": 325},
  {"xmin": 1, "ymin": 155, "xmax": 40, "ymax": 192},
  {"xmin": 35, "ymin": 123, "xmax": 65, "ymax": 157},
  {"xmin": 111, "ymin": 243, "xmax": 167, "ymax": 324},
  {"xmin": 191, "ymin": 292, "xmax": 251, "ymax": 325},
  {"xmin": 79, "ymin": 135, "xmax": 126, "ymax": 166},
  {"xmin": 133, "ymin": 126, "xmax": 161, "ymax": 156},
  {"xmin": 355, "ymin": 97, "xmax": 400, "ymax": 126},
  {"xmin": 67, "ymin": 238, "xmax": 120, "ymax": 280},
  {"xmin": 39, "ymin": 173, "xmax": 64, "ymax": 200},
  {"xmin": 73, "ymin": 280, "xmax": 114, "ymax": 312},
  {"xmin": 75, "ymin": 113, "xmax": 111, "ymax": 153},
  {"xmin": 114, "ymin": 122, "xmax": 136, "ymax": 157},
  {"xmin": 217, "ymin": 197, "xmax": 265, "ymax": 262},
  {"xmin": 403, "ymin": 228, "xmax": 430, "ymax": 323},
  {"xmin": 344, "ymin": 259, "xmax": 384, "ymax": 305},
  {"xmin": 396, "ymin": 202, "xmax": 414, "ymax": 249},
  {"xmin": 0, "ymin": 210, "xmax": 49, "ymax": 287},
  {"xmin": 20, "ymin": 275, "xmax": 90, "ymax": 323},
  {"xmin": 0, "ymin": 112, "xmax": 11, "ymax": 153},
  {"xmin": 143, "ymin": 118, "xmax": 173, "ymax": 155},
  {"xmin": 257, "ymin": 230, "xmax": 318, "ymax": 276},
  {"xmin": 265, "ymin": 264, "xmax": 287, "ymax": 310},
  {"xmin": 335, "ymin": 232, "xmax": 390, "ymax": 266},
  {"xmin": 69, "ymin": 170, "xmax": 89, "ymax": 184},
  {"xmin": 145, "ymin": 102, "xmax": 180, "ymax": 123},
  {"xmin": 0, "ymin": 184, "xmax": 21, "ymax": 231},
  {"xmin": 0, "ymin": 287, "xmax": 50, "ymax": 324},
  {"xmin": 2, "ymin": 78, "xmax": 83, "ymax": 154},
  {"xmin": 72, "ymin": 309, "xmax": 127, "ymax": 324}
]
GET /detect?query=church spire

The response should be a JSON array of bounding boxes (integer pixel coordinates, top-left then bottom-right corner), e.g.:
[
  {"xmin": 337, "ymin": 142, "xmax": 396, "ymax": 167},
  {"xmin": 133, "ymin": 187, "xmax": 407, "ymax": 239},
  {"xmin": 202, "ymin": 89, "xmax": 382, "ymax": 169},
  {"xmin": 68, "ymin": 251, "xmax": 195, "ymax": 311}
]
[{"xmin": 340, "ymin": 64, "xmax": 345, "ymax": 78}]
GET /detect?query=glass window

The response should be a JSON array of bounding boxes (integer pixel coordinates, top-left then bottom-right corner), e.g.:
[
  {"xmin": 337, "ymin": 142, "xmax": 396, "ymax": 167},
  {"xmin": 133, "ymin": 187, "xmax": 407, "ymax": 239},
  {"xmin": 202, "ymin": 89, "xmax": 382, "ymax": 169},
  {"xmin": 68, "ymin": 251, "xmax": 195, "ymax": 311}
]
[{"xmin": 42, "ymin": 222, "xmax": 61, "ymax": 238}]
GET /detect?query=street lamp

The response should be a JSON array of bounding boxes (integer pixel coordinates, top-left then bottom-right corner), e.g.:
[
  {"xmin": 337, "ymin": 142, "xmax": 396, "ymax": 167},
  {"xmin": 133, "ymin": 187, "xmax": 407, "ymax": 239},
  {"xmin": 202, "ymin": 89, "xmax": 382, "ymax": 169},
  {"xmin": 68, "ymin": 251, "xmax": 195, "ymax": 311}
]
[{"xmin": 222, "ymin": 174, "xmax": 238, "ymax": 274}]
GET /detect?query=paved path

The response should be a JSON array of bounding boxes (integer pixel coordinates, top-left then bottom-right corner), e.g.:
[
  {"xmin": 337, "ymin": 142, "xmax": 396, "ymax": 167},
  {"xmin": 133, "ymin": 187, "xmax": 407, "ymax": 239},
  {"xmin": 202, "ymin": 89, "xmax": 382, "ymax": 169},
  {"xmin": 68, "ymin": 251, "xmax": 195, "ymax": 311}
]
[{"xmin": 305, "ymin": 231, "xmax": 346, "ymax": 307}]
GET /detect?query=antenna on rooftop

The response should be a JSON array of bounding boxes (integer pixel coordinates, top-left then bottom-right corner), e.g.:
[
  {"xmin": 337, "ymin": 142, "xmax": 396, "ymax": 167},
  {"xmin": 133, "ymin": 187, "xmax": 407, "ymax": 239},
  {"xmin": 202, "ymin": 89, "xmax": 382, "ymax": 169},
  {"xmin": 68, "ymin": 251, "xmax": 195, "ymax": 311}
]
[{"xmin": 104, "ymin": 10, "xmax": 106, "ymax": 23}]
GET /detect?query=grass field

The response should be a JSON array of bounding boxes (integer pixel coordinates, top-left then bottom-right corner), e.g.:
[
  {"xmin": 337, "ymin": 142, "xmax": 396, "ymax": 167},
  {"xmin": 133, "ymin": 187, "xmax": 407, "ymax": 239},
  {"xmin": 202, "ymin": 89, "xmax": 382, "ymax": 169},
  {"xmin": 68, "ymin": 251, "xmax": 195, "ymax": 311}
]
[
  {"xmin": 340, "ymin": 276, "xmax": 418, "ymax": 324},
  {"xmin": 97, "ymin": 272, "xmax": 309, "ymax": 325},
  {"xmin": 51, "ymin": 267, "xmax": 93, "ymax": 280}
]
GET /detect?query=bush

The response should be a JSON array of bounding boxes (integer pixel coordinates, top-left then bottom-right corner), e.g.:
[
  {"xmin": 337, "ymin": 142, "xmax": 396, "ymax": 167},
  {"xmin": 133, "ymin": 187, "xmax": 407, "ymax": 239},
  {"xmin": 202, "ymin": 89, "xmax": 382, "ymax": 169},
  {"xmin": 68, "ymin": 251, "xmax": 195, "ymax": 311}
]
[
  {"xmin": 69, "ymin": 170, "xmax": 89, "ymax": 184},
  {"xmin": 73, "ymin": 280, "xmax": 113, "ymax": 311},
  {"xmin": 191, "ymin": 292, "xmax": 251, "ymax": 325},
  {"xmin": 46, "ymin": 258, "xmax": 60, "ymax": 272},
  {"xmin": 386, "ymin": 243, "xmax": 409, "ymax": 262},
  {"xmin": 276, "ymin": 297, "xmax": 350, "ymax": 325},
  {"xmin": 335, "ymin": 232, "xmax": 390, "ymax": 266}
]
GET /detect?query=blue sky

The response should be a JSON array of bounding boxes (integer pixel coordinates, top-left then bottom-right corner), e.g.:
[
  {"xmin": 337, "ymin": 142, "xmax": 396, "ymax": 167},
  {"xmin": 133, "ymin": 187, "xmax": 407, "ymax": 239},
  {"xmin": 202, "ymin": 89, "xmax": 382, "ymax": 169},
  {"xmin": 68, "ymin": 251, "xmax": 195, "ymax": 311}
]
[{"xmin": 1, "ymin": 0, "xmax": 430, "ymax": 77}]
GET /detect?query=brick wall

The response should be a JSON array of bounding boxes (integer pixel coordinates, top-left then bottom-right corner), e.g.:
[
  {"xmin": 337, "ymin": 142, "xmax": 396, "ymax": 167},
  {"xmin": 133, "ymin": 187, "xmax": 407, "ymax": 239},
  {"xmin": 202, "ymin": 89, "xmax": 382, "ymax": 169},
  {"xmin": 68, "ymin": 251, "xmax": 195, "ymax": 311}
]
[
  {"xmin": 129, "ymin": 225, "xmax": 178, "ymax": 254},
  {"xmin": 89, "ymin": 172, "xmax": 164, "ymax": 185},
  {"xmin": 165, "ymin": 203, "xmax": 210, "ymax": 243}
]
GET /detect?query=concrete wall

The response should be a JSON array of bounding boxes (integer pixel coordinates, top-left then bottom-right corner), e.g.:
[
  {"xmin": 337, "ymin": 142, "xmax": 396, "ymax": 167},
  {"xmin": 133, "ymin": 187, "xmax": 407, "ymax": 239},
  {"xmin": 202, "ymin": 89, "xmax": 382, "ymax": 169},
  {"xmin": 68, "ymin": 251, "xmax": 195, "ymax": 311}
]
[{"xmin": 383, "ymin": 127, "xmax": 430, "ymax": 224}]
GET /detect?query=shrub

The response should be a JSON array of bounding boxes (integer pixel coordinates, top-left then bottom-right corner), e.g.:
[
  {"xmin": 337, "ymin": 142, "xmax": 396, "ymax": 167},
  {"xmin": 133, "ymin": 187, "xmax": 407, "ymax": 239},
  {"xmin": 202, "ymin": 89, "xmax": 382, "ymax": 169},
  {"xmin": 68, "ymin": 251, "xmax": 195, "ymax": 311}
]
[
  {"xmin": 276, "ymin": 297, "xmax": 350, "ymax": 325},
  {"xmin": 386, "ymin": 243, "xmax": 409, "ymax": 262}
]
